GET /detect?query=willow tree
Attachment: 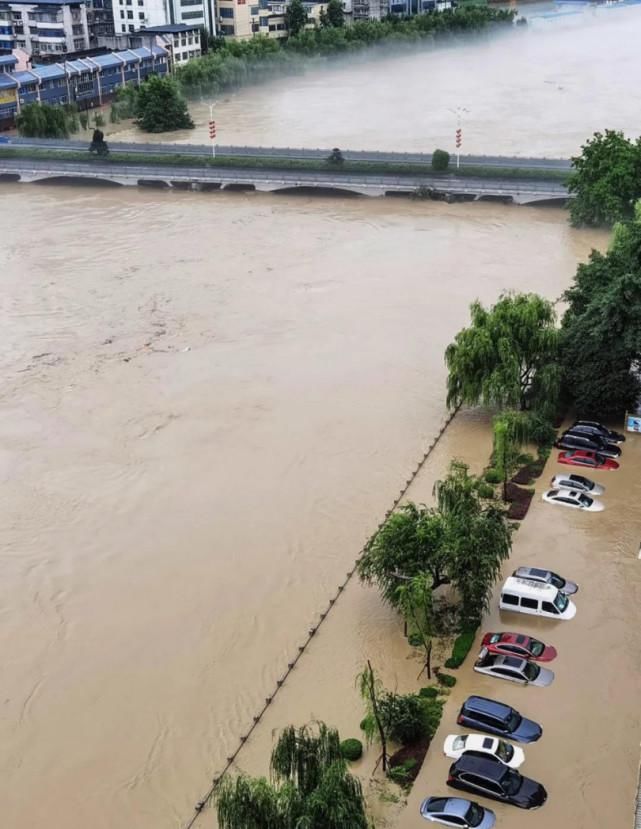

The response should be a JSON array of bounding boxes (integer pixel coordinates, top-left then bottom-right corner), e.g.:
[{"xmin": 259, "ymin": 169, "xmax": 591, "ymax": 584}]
[
  {"xmin": 358, "ymin": 503, "xmax": 448, "ymax": 607},
  {"xmin": 395, "ymin": 573, "xmax": 435, "ymax": 679},
  {"xmin": 435, "ymin": 461, "xmax": 513, "ymax": 625},
  {"xmin": 215, "ymin": 722, "xmax": 368, "ymax": 829},
  {"xmin": 445, "ymin": 293, "xmax": 560, "ymax": 412}
]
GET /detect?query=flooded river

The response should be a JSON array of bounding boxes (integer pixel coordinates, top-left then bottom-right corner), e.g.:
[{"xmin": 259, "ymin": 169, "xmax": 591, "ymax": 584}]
[
  {"xmin": 109, "ymin": 3, "xmax": 641, "ymax": 156},
  {"xmin": 2, "ymin": 6, "xmax": 641, "ymax": 829}
]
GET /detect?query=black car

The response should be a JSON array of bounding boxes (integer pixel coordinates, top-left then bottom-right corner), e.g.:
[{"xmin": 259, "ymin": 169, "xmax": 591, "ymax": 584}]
[
  {"xmin": 555, "ymin": 431, "xmax": 621, "ymax": 459},
  {"xmin": 571, "ymin": 420, "xmax": 625, "ymax": 444},
  {"xmin": 447, "ymin": 754, "xmax": 547, "ymax": 810},
  {"xmin": 456, "ymin": 696, "xmax": 542, "ymax": 743}
]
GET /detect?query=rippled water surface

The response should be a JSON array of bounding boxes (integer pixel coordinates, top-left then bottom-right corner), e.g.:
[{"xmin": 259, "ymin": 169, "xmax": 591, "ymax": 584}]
[{"xmin": 3, "ymin": 7, "xmax": 641, "ymax": 828}]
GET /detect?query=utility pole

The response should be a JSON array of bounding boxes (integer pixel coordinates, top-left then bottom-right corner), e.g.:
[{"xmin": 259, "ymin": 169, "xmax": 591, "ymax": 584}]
[{"xmin": 208, "ymin": 104, "xmax": 216, "ymax": 160}]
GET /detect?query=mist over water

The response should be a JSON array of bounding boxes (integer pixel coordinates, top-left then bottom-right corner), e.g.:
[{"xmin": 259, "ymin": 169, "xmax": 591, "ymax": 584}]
[{"xmin": 110, "ymin": 4, "xmax": 641, "ymax": 156}]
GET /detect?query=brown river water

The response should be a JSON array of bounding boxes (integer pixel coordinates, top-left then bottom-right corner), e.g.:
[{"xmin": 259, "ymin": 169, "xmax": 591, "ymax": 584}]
[{"xmin": 3, "ymin": 7, "xmax": 641, "ymax": 829}]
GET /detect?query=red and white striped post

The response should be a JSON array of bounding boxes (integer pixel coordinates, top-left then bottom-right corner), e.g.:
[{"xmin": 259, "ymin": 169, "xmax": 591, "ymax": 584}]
[
  {"xmin": 208, "ymin": 104, "xmax": 216, "ymax": 159},
  {"xmin": 455, "ymin": 125, "xmax": 462, "ymax": 169}
]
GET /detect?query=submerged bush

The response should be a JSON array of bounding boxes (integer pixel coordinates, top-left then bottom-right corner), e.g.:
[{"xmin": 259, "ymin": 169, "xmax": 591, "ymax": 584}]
[
  {"xmin": 444, "ymin": 629, "xmax": 478, "ymax": 669},
  {"xmin": 340, "ymin": 738, "xmax": 363, "ymax": 761}
]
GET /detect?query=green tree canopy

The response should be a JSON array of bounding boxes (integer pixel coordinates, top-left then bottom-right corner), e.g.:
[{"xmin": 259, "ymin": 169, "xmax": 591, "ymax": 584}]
[
  {"xmin": 326, "ymin": 0, "xmax": 345, "ymax": 26},
  {"xmin": 135, "ymin": 75, "xmax": 194, "ymax": 133},
  {"xmin": 359, "ymin": 463, "xmax": 513, "ymax": 626},
  {"xmin": 286, "ymin": 0, "xmax": 309, "ymax": 36},
  {"xmin": 568, "ymin": 130, "xmax": 641, "ymax": 227},
  {"xmin": 16, "ymin": 102, "xmax": 76, "ymax": 138},
  {"xmin": 434, "ymin": 461, "xmax": 512, "ymax": 624},
  {"xmin": 358, "ymin": 503, "xmax": 448, "ymax": 606},
  {"xmin": 445, "ymin": 292, "xmax": 560, "ymax": 412},
  {"xmin": 560, "ymin": 203, "xmax": 641, "ymax": 418},
  {"xmin": 216, "ymin": 722, "xmax": 368, "ymax": 829}
]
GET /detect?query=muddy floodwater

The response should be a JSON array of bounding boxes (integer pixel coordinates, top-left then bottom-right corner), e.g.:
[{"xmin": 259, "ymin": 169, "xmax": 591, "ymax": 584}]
[
  {"xmin": 0, "ymin": 185, "xmax": 609, "ymax": 829},
  {"xmin": 109, "ymin": 4, "xmax": 641, "ymax": 156}
]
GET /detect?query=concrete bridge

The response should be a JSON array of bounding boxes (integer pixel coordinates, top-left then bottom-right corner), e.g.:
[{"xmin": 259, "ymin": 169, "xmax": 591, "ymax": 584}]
[{"xmin": 0, "ymin": 158, "xmax": 570, "ymax": 205}]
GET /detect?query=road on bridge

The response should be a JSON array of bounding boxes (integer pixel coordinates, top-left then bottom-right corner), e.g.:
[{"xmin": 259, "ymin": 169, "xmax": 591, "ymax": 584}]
[{"xmin": 4, "ymin": 136, "xmax": 572, "ymax": 172}]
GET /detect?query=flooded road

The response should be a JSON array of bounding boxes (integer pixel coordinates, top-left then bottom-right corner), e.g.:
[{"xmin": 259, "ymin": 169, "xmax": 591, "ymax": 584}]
[
  {"xmin": 0, "ymin": 185, "xmax": 607, "ymax": 829},
  {"xmin": 399, "ymin": 425, "xmax": 641, "ymax": 829},
  {"xmin": 109, "ymin": 5, "xmax": 641, "ymax": 156}
]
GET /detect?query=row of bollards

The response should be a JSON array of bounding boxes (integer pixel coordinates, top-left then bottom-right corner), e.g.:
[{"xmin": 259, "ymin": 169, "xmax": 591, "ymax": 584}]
[{"xmin": 184, "ymin": 406, "xmax": 460, "ymax": 829}]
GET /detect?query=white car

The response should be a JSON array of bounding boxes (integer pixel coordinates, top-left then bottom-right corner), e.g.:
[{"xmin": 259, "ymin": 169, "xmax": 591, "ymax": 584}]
[
  {"xmin": 542, "ymin": 488, "xmax": 604, "ymax": 512},
  {"xmin": 550, "ymin": 473, "xmax": 604, "ymax": 496},
  {"xmin": 443, "ymin": 733, "xmax": 525, "ymax": 769}
]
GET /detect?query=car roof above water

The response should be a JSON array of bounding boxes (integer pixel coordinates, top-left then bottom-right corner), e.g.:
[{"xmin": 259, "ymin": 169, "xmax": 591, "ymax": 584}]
[
  {"xmin": 463, "ymin": 695, "xmax": 513, "ymax": 719},
  {"xmin": 453, "ymin": 752, "xmax": 508, "ymax": 781}
]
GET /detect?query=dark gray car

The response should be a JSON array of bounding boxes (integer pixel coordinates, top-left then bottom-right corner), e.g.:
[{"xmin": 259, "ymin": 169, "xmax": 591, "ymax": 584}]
[
  {"xmin": 420, "ymin": 796, "xmax": 496, "ymax": 828},
  {"xmin": 556, "ymin": 431, "xmax": 621, "ymax": 458}
]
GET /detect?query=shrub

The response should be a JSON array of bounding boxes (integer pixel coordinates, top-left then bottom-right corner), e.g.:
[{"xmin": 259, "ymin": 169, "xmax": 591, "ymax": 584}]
[
  {"xmin": 484, "ymin": 468, "xmax": 502, "ymax": 484},
  {"xmin": 387, "ymin": 758, "xmax": 418, "ymax": 785},
  {"xmin": 419, "ymin": 686, "xmax": 438, "ymax": 699},
  {"xmin": 436, "ymin": 672, "xmax": 457, "ymax": 688},
  {"xmin": 381, "ymin": 693, "xmax": 427, "ymax": 745},
  {"xmin": 444, "ymin": 629, "xmax": 477, "ymax": 669},
  {"xmin": 431, "ymin": 149, "xmax": 450, "ymax": 171},
  {"xmin": 408, "ymin": 632, "xmax": 423, "ymax": 647},
  {"xmin": 359, "ymin": 715, "xmax": 374, "ymax": 733},
  {"xmin": 421, "ymin": 698, "xmax": 445, "ymax": 738},
  {"xmin": 340, "ymin": 738, "xmax": 363, "ymax": 762},
  {"xmin": 477, "ymin": 482, "xmax": 495, "ymax": 500}
]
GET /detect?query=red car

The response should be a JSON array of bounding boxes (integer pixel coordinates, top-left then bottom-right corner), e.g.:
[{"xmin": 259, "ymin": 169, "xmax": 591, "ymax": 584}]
[
  {"xmin": 481, "ymin": 632, "xmax": 557, "ymax": 662},
  {"xmin": 557, "ymin": 449, "xmax": 619, "ymax": 471}
]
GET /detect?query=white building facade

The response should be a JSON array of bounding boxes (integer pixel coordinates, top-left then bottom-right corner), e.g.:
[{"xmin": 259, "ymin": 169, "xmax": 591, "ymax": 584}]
[
  {"xmin": 112, "ymin": 0, "xmax": 214, "ymax": 35},
  {"xmin": 0, "ymin": 0, "xmax": 90, "ymax": 57}
]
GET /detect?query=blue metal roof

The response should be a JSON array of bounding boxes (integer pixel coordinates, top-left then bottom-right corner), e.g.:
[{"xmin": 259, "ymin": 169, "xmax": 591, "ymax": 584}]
[
  {"xmin": 0, "ymin": 55, "xmax": 17, "ymax": 67},
  {"xmin": 31, "ymin": 63, "xmax": 66, "ymax": 80},
  {"xmin": 0, "ymin": 74, "xmax": 17, "ymax": 89},
  {"xmin": 114, "ymin": 49, "xmax": 140, "ymax": 65},
  {"xmin": 151, "ymin": 45, "xmax": 167, "ymax": 56},
  {"xmin": 65, "ymin": 59, "xmax": 94, "ymax": 73},
  {"xmin": 130, "ymin": 47, "xmax": 152, "ymax": 59},
  {"xmin": 11, "ymin": 70, "xmax": 38, "ymax": 85},
  {"xmin": 88, "ymin": 53, "xmax": 123, "ymax": 68}
]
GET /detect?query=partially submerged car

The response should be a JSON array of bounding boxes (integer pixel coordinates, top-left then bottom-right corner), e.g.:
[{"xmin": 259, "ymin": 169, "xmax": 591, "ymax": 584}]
[
  {"xmin": 481, "ymin": 631, "xmax": 557, "ymax": 662},
  {"xmin": 512, "ymin": 566, "xmax": 578, "ymax": 595},
  {"xmin": 570, "ymin": 420, "xmax": 625, "ymax": 444},
  {"xmin": 550, "ymin": 473, "xmax": 604, "ymax": 496},
  {"xmin": 443, "ymin": 733, "xmax": 525, "ymax": 768},
  {"xmin": 447, "ymin": 754, "xmax": 547, "ymax": 809},
  {"xmin": 542, "ymin": 488, "xmax": 604, "ymax": 512},
  {"xmin": 555, "ymin": 431, "xmax": 621, "ymax": 459},
  {"xmin": 473, "ymin": 649, "xmax": 555, "ymax": 687},
  {"xmin": 420, "ymin": 796, "xmax": 496, "ymax": 828},
  {"xmin": 557, "ymin": 450, "xmax": 619, "ymax": 471},
  {"xmin": 457, "ymin": 696, "xmax": 542, "ymax": 743}
]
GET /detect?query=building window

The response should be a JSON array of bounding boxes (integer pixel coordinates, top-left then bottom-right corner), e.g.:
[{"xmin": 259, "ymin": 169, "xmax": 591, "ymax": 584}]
[
  {"xmin": 128, "ymin": 23, "xmax": 134, "ymax": 30},
  {"xmin": 120, "ymin": 10, "xmax": 125, "ymax": 17},
  {"xmin": 127, "ymin": 10, "xmax": 133, "ymax": 17},
  {"xmin": 139, "ymin": 11, "xmax": 144, "ymax": 18},
  {"xmin": 220, "ymin": 6, "xmax": 233, "ymax": 15},
  {"xmin": 220, "ymin": 23, "xmax": 234, "ymax": 33}
]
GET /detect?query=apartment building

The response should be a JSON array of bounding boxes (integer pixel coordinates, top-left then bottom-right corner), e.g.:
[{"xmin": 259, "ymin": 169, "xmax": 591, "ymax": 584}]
[
  {"xmin": 137, "ymin": 23, "xmax": 200, "ymax": 64},
  {"xmin": 111, "ymin": 0, "xmax": 214, "ymax": 35},
  {"xmin": 0, "ymin": 0, "xmax": 90, "ymax": 58}
]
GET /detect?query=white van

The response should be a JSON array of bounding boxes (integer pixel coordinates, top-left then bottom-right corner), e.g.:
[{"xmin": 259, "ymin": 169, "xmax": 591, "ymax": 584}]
[{"xmin": 499, "ymin": 577, "xmax": 577, "ymax": 621}]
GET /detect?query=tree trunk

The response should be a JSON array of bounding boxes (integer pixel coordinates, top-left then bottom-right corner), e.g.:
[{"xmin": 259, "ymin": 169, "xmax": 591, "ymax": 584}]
[
  {"xmin": 366, "ymin": 660, "xmax": 388, "ymax": 772},
  {"xmin": 426, "ymin": 641, "xmax": 432, "ymax": 680}
]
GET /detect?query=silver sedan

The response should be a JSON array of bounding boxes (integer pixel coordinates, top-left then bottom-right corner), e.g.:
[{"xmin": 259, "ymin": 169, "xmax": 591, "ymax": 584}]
[{"xmin": 473, "ymin": 648, "xmax": 554, "ymax": 687}]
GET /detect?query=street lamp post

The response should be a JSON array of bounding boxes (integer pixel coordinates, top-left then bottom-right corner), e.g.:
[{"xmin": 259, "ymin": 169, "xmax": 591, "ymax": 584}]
[{"xmin": 449, "ymin": 107, "xmax": 469, "ymax": 170}]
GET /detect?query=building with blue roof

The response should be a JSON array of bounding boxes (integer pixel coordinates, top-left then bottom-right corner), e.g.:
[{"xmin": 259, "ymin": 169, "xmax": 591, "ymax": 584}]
[{"xmin": 0, "ymin": 41, "xmax": 168, "ymax": 127}]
